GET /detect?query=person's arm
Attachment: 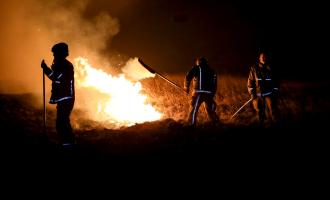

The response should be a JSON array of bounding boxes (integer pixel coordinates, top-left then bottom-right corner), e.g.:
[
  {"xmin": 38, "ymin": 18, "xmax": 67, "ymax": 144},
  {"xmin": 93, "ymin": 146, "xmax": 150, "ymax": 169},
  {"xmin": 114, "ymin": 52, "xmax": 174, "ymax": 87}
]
[
  {"xmin": 41, "ymin": 60, "xmax": 54, "ymax": 80},
  {"xmin": 41, "ymin": 60, "xmax": 69, "ymax": 82},
  {"xmin": 247, "ymin": 66, "xmax": 257, "ymax": 99},
  {"xmin": 184, "ymin": 66, "xmax": 197, "ymax": 94}
]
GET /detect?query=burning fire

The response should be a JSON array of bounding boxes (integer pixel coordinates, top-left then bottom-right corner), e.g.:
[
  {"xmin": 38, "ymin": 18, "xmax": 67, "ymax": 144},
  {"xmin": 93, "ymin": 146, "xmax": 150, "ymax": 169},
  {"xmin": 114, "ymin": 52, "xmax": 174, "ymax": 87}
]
[{"xmin": 74, "ymin": 57, "xmax": 162, "ymax": 127}]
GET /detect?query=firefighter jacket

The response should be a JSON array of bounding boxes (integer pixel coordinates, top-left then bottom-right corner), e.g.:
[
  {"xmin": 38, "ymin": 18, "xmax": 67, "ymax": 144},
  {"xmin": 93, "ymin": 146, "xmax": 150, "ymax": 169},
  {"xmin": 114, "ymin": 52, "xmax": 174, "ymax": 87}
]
[
  {"xmin": 43, "ymin": 59, "xmax": 75, "ymax": 104},
  {"xmin": 247, "ymin": 62, "xmax": 279, "ymax": 98},
  {"xmin": 184, "ymin": 64, "xmax": 217, "ymax": 96}
]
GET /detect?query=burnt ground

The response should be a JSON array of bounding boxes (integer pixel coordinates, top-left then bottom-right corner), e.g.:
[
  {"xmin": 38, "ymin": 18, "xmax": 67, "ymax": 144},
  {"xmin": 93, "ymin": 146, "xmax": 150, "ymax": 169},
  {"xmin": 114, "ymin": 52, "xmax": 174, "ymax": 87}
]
[{"xmin": 0, "ymin": 87, "xmax": 329, "ymax": 186}]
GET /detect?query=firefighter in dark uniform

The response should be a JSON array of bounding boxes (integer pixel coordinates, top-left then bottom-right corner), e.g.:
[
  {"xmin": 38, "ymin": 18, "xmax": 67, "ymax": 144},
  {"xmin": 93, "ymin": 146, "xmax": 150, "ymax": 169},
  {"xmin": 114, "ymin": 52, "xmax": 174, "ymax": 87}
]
[
  {"xmin": 247, "ymin": 51, "xmax": 279, "ymax": 126},
  {"xmin": 41, "ymin": 42, "xmax": 75, "ymax": 146},
  {"xmin": 184, "ymin": 57, "xmax": 219, "ymax": 126}
]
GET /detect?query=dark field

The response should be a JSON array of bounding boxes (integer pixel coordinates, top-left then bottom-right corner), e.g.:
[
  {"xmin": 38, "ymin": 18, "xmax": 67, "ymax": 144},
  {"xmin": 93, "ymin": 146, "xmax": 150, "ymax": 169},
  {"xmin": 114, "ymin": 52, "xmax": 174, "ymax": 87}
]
[{"xmin": 1, "ymin": 75, "xmax": 329, "ymax": 179}]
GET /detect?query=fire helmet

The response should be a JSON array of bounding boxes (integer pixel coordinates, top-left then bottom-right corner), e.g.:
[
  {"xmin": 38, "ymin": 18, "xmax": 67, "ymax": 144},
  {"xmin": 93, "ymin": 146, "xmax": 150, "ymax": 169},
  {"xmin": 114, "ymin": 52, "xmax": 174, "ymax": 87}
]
[
  {"xmin": 196, "ymin": 57, "xmax": 208, "ymax": 66},
  {"xmin": 51, "ymin": 42, "xmax": 69, "ymax": 57}
]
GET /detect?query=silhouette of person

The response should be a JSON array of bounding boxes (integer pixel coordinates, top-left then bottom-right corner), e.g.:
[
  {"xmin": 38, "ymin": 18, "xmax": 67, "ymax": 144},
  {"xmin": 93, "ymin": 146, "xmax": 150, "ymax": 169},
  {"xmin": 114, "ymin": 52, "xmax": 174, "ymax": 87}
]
[
  {"xmin": 41, "ymin": 42, "xmax": 75, "ymax": 146},
  {"xmin": 184, "ymin": 57, "xmax": 219, "ymax": 126},
  {"xmin": 247, "ymin": 51, "xmax": 280, "ymax": 126}
]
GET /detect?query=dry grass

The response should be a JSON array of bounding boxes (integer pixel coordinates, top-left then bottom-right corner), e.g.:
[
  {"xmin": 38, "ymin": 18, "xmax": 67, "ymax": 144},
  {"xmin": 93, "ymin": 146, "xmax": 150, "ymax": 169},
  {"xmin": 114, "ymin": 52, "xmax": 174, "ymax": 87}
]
[
  {"xmin": 2, "ymin": 74, "xmax": 327, "ymax": 137},
  {"xmin": 140, "ymin": 73, "xmax": 307, "ymax": 127},
  {"xmin": 1, "ymin": 75, "xmax": 329, "ymax": 166}
]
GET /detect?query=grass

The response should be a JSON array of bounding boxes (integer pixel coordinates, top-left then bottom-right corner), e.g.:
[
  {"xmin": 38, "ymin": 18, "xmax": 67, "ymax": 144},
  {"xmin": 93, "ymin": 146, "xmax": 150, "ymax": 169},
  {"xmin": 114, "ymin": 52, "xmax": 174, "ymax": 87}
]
[
  {"xmin": 0, "ymin": 74, "xmax": 329, "ymax": 168},
  {"xmin": 140, "ymin": 73, "xmax": 307, "ymax": 126}
]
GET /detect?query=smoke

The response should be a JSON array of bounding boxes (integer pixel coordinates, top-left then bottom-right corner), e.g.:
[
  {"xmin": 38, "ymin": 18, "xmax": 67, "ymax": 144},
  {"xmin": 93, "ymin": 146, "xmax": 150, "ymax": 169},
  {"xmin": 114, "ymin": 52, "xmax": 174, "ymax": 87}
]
[
  {"xmin": 0, "ymin": 0, "xmax": 120, "ymax": 93},
  {"xmin": 121, "ymin": 57, "xmax": 155, "ymax": 82}
]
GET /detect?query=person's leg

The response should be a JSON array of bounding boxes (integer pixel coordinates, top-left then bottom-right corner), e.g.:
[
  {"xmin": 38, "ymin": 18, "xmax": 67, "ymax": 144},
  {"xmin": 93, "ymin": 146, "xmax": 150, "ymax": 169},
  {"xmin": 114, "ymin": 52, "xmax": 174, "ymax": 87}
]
[
  {"xmin": 188, "ymin": 94, "xmax": 202, "ymax": 126},
  {"xmin": 56, "ymin": 100, "xmax": 75, "ymax": 144},
  {"xmin": 253, "ymin": 97, "xmax": 265, "ymax": 126},
  {"xmin": 265, "ymin": 96, "xmax": 279, "ymax": 125},
  {"xmin": 205, "ymin": 95, "xmax": 219, "ymax": 124}
]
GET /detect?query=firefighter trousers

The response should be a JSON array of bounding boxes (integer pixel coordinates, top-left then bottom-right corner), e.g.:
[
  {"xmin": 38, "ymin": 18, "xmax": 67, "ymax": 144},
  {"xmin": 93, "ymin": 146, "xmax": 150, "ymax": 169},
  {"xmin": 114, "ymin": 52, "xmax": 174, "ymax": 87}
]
[
  {"xmin": 188, "ymin": 93, "xmax": 219, "ymax": 126},
  {"xmin": 253, "ymin": 95, "xmax": 279, "ymax": 125},
  {"xmin": 56, "ymin": 99, "xmax": 75, "ymax": 144}
]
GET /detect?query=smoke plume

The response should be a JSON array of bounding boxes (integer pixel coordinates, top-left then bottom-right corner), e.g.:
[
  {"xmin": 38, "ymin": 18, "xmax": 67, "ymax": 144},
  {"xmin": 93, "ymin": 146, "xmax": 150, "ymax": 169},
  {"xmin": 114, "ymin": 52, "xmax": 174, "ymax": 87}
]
[
  {"xmin": 122, "ymin": 58, "xmax": 155, "ymax": 82},
  {"xmin": 0, "ymin": 0, "xmax": 120, "ymax": 93}
]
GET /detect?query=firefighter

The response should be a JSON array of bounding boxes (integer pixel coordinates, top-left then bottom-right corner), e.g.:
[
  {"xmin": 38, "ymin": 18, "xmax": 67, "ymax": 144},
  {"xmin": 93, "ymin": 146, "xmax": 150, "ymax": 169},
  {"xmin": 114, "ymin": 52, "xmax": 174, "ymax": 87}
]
[
  {"xmin": 247, "ymin": 51, "xmax": 280, "ymax": 126},
  {"xmin": 184, "ymin": 57, "xmax": 219, "ymax": 126},
  {"xmin": 41, "ymin": 42, "xmax": 75, "ymax": 146}
]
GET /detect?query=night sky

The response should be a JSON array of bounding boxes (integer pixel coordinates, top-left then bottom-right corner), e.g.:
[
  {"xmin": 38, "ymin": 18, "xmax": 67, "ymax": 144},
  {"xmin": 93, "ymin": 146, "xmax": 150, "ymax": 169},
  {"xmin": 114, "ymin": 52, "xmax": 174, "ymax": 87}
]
[
  {"xmin": 0, "ymin": 0, "xmax": 328, "ymax": 94},
  {"xmin": 85, "ymin": 0, "xmax": 328, "ymax": 80}
]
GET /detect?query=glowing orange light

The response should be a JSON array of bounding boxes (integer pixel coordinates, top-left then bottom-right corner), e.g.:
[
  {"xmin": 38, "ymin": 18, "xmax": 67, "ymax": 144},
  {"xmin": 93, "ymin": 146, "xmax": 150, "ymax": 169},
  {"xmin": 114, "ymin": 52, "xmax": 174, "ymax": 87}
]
[{"xmin": 74, "ymin": 57, "xmax": 161, "ymax": 127}]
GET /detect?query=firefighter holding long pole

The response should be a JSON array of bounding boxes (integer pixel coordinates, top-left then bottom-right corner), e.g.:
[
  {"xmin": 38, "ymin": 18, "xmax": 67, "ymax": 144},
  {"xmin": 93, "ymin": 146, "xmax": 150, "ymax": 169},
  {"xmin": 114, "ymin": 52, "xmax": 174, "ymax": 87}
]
[
  {"xmin": 138, "ymin": 57, "xmax": 219, "ymax": 126},
  {"xmin": 183, "ymin": 57, "xmax": 219, "ymax": 126},
  {"xmin": 41, "ymin": 42, "xmax": 76, "ymax": 147},
  {"xmin": 247, "ymin": 51, "xmax": 280, "ymax": 126},
  {"xmin": 230, "ymin": 51, "xmax": 280, "ymax": 124}
]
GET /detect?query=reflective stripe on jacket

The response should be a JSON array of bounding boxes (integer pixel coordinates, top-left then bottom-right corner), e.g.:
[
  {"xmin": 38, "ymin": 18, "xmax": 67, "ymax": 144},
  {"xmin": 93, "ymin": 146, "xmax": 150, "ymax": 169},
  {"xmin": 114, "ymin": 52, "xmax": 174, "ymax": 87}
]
[
  {"xmin": 185, "ymin": 64, "xmax": 217, "ymax": 95},
  {"xmin": 247, "ymin": 63, "xmax": 279, "ymax": 97},
  {"xmin": 44, "ymin": 59, "xmax": 75, "ymax": 104}
]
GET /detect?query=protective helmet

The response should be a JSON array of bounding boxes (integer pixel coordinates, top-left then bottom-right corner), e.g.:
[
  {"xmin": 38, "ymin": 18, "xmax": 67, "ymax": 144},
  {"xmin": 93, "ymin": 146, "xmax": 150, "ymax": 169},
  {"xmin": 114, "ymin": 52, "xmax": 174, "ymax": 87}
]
[
  {"xmin": 51, "ymin": 42, "xmax": 69, "ymax": 57},
  {"xmin": 196, "ymin": 57, "xmax": 208, "ymax": 66}
]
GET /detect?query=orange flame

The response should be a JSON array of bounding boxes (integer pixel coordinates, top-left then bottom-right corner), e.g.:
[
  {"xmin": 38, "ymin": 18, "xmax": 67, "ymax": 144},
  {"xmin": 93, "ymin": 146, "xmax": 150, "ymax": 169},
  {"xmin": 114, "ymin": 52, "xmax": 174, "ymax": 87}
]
[{"xmin": 74, "ymin": 57, "xmax": 161, "ymax": 127}]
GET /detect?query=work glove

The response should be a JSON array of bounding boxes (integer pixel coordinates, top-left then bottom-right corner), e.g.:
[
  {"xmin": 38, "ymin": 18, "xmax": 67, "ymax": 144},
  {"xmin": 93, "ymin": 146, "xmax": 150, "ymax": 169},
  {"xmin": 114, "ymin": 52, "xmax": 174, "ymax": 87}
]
[{"xmin": 41, "ymin": 60, "xmax": 48, "ymax": 69}]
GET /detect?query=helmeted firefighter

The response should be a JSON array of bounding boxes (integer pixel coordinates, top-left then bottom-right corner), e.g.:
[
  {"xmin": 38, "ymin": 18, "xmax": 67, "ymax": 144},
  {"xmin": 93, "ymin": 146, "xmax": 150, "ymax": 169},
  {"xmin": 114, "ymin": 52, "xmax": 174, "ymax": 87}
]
[
  {"xmin": 184, "ymin": 57, "xmax": 219, "ymax": 126},
  {"xmin": 41, "ymin": 42, "xmax": 75, "ymax": 146},
  {"xmin": 247, "ymin": 51, "xmax": 279, "ymax": 126}
]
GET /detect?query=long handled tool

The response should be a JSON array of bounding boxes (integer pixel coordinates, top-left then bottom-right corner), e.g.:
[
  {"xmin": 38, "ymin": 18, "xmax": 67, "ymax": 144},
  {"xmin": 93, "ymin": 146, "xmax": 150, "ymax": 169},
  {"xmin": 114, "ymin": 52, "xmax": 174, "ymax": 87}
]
[
  {"xmin": 43, "ymin": 70, "xmax": 46, "ymax": 133},
  {"xmin": 138, "ymin": 58, "xmax": 188, "ymax": 94},
  {"xmin": 229, "ymin": 98, "xmax": 253, "ymax": 121}
]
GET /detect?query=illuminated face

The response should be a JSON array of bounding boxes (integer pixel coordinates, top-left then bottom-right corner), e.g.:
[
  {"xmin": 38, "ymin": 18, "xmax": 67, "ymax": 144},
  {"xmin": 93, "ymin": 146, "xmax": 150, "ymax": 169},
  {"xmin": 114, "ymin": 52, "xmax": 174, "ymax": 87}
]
[{"xmin": 259, "ymin": 53, "xmax": 266, "ymax": 64}]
